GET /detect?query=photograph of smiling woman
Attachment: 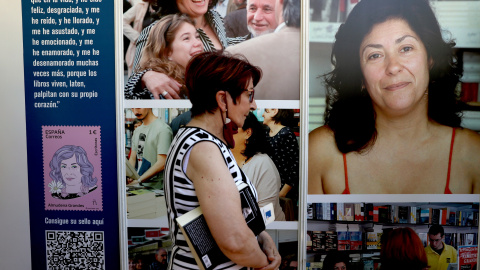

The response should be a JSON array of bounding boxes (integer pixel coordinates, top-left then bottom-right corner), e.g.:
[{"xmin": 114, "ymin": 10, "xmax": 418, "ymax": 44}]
[
  {"xmin": 49, "ymin": 145, "xmax": 98, "ymax": 200},
  {"xmin": 130, "ymin": 14, "xmax": 203, "ymax": 99},
  {"xmin": 308, "ymin": 0, "xmax": 480, "ymax": 194}
]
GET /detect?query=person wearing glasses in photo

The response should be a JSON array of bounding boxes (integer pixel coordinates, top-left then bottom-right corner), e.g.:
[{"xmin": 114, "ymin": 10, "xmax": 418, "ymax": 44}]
[
  {"xmin": 425, "ymin": 225, "xmax": 457, "ymax": 270},
  {"xmin": 163, "ymin": 51, "xmax": 281, "ymax": 269}
]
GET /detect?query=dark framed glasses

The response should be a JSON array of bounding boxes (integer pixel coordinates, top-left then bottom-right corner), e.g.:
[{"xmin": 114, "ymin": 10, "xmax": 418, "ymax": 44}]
[{"xmin": 245, "ymin": 88, "xmax": 255, "ymax": 103}]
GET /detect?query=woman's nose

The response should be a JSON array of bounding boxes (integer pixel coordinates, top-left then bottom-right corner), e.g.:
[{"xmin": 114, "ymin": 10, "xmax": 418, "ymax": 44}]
[
  {"xmin": 250, "ymin": 99, "xmax": 257, "ymax": 110},
  {"xmin": 385, "ymin": 55, "xmax": 403, "ymax": 75}
]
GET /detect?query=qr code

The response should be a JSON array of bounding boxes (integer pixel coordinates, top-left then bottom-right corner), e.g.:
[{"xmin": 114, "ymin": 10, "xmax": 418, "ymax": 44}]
[{"xmin": 46, "ymin": 231, "xmax": 105, "ymax": 270}]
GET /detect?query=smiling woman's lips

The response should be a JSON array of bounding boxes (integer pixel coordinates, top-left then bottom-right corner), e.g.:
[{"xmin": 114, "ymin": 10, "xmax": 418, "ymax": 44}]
[{"xmin": 385, "ymin": 82, "xmax": 410, "ymax": 90}]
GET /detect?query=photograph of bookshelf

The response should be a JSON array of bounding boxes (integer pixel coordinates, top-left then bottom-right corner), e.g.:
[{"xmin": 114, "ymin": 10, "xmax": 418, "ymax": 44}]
[{"xmin": 306, "ymin": 202, "xmax": 479, "ymax": 270}]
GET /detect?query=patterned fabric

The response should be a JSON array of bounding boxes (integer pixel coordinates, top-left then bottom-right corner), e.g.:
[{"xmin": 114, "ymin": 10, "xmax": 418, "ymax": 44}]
[
  {"xmin": 125, "ymin": 10, "xmax": 245, "ymax": 100},
  {"xmin": 266, "ymin": 127, "xmax": 299, "ymax": 197},
  {"xmin": 164, "ymin": 127, "xmax": 256, "ymax": 270}
]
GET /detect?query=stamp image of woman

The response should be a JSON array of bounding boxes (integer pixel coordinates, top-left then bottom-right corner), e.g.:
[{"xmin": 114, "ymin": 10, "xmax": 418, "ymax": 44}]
[{"xmin": 48, "ymin": 145, "xmax": 98, "ymax": 200}]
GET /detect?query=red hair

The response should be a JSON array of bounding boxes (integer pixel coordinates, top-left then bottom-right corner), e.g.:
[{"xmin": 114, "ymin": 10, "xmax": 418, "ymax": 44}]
[{"xmin": 381, "ymin": 227, "xmax": 429, "ymax": 270}]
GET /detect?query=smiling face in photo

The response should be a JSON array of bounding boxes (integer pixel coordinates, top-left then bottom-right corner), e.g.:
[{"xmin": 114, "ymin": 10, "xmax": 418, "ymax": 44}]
[
  {"xmin": 247, "ymin": 0, "xmax": 278, "ymax": 37},
  {"xmin": 168, "ymin": 22, "xmax": 203, "ymax": 68},
  {"xmin": 359, "ymin": 18, "xmax": 430, "ymax": 116},
  {"xmin": 61, "ymin": 155, "xmax": 82, "ymax": 188},
  {"xmin": 176, "ymin": 0, "xmax": 209, "ymax": 18}
]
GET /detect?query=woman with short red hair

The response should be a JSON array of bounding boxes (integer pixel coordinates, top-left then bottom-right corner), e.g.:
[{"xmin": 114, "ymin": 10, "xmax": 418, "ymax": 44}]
[{"xmin": 381, "ymin": 227, "xmax": 429, "ymax": 270}]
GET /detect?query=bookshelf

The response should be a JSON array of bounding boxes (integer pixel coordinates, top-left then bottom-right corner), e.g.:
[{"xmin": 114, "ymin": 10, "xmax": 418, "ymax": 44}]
[{"xmin": 306, "ymin": 202, "xmax": 479, "ymax": 270}]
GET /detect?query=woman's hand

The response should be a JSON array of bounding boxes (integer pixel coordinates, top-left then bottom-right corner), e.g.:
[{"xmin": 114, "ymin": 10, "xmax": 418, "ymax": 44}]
[
  {"xmin": 256, "ymin": 231, "xmax": 281, "ymax": 270},
  {"xmin": 142, "ymin": 71, "xmax": 182, "ymax": 99},
  {"xmin": 126, "ymin": 179, "xmax": 139, "ymax": 186}
]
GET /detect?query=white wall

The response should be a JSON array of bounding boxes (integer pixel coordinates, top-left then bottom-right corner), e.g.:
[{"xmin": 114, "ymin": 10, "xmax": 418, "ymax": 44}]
[{"xmin": 0, "ymin": 1, "xmax": 32, "ymax": 269}]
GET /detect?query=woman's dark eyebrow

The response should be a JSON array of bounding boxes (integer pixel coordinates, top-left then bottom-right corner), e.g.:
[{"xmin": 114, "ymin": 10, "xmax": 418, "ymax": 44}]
[
  {"xmin": 361, "ymin": 35, "xmax": 418, "ymax": 55},
  {"xmin": 396, "ymin": 34, "xmax": 418, "ymax": 44}
]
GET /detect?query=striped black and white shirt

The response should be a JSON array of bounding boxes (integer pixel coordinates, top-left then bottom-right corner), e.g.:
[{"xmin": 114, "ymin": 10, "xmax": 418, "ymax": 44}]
[
  {"xmin": 164, "ymin": 127, "xmax": 256, "ymax": 270},
  {"xmin": 125, "ymin": 10, "xmax": 245, "ymax": 100}
]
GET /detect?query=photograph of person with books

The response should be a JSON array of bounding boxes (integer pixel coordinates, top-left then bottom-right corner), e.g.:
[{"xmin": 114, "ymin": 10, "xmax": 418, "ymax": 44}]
[
  {"xmin": 163, "ymin": 51, "xmax": 281, "ymax": 270},
  {"xmin": 308, "ymin": 0, "xmax": 480, "ymax": 194}
]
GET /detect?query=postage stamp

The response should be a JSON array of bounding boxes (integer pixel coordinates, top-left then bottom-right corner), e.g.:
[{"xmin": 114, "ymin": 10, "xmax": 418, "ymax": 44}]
[{"xmin": 43, "ymin": 126, "xmax": 102, "ymax": 211}]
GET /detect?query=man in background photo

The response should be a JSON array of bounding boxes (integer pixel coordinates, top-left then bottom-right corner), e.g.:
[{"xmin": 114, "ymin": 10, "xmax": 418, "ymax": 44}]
[
  {"xmin": 425, "ymin": 225, "xmax": 457, "ymax": 270},
  {"xmin": 128, "ymin": 108, "xmax": 172, "ymax": 190},
  {"xmin": 226, "ymin": 0, "xmax": 300, "ymax": 100}
]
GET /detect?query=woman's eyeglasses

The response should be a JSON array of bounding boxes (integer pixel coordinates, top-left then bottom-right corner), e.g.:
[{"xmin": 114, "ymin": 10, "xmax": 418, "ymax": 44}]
[{"xmin": 245, "ymin": 88, "xmax": 255, "ymax": 103}]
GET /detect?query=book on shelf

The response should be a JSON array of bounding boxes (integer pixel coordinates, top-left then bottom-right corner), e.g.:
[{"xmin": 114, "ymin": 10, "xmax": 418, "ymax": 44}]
[
  {"xmin": 431, "ymin": 208, "xmax": 440, "ymax": 225},
  {"xmin": 378, "ymin": 205, "xmax": 390, "ymax": 223},
  {"xmin": 306, "ymin": 261, "xmax": 322, "ymax": 270},
  {"xmin": 315, "ymin": 203, "xmax": 323, "ymax": 220},
  {"xmin": 176, "ymin": 182, "xmax": 269, "ymax": 270},
  {"xmin": 307, "ymin": 203, "xmax": 314, "ymax": 220},
  {"xmin": 323, "ymin": 203, "xmax": 331, "ymax": 221},
  {"xmin": 349, "ymin": 224, "xmax": 362, "ymax": 251},
  {"xmin": 460, "ymin": 233, "xmax": 478, "ymax": 246},
  {"xmin": 420, "ymin": 208, "xmax": 430, "ymax": 224},
  {"xmin": 337, "ymin": 231, "xmax": 349, "ymax": 250},
  {"xmin": 398, "ymin": 206, "xmax": 408, "ymax": 224},
  {"xmin": 391, "ymin": 205, "xmax": 397, "ymax": 223},
  {"xmin": 344, "ymin": 203, "xmax": 354, "ymax": 221},
  {"xmin": 354, "ymin": 203, "xmax": 364, "ymax": 221},
  {"xmin": 336, "ymin": 224, "xmax": 349, "ymax": 250},
  {"xmin": 458, "ymin": 245, "xmax": 478, "ymax": 270},
  {"xmin": 326, "ymin": 231, "xmax": 338, "ymax": 251},
  {"xmin": 418, "ymin": 232, "xmax": 428, "ymax": 247},
  {"xmin": 330, "ymin": 203, "xmax": 337, "ymax": 221},
  {"xmin": 373, "ymin": 206, "xmax": 379, "ymax": 222},
  {"xmin": 366, "ymin": 225, "xmax": 383, "ymax": 250},
  {"xmin": 444, "ymin": 233, "xmax": 455, "ymax": 247},
  {"xmin": 312, "ymin": 231, "xmax": 326, "ymax": 252},
  {"xmin": 365, "ymin": 203, "xmax": 374, "ymax": 221},
  {"xmin": 409, "ymin": 206, "xmax": 417, "ymax": 224},
  {"xmin": 363, "ymin": 258, "xmax": 374, "ymax": 270},
  {"xmin": 337, "ymin": 203, "xmax": 355, "ymax": 221}
]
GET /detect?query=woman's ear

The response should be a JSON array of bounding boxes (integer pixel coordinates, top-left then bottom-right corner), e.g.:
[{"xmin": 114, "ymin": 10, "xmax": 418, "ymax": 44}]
[
  {"xmin": 271, "ymin": 109, "xmax": 279, "ymax": 117},
  {"xmin": 245, "ymin": 128, "xmax": 253, "ymax": 139},
  {"xmin": 215, "ymin": 91, "xmax": 227, "ymax": 112}
]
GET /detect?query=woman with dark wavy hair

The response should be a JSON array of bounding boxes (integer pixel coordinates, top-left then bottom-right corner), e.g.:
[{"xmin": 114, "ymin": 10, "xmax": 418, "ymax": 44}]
[
  {"xmin": 309, "ymin": 0, "xmax": 480, "ymax": 194},
  {"xmin": 232, "ymin": 112, "xmax": 286, "ymax": 221}
]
